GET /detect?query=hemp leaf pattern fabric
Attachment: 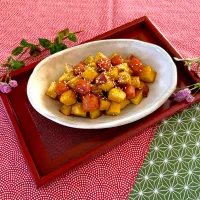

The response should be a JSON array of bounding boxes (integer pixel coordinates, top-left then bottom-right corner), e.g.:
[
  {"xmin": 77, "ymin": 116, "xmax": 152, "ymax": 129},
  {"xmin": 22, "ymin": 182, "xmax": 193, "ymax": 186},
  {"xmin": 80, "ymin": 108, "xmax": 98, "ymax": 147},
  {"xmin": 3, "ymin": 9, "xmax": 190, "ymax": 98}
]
[{"xmin": 129, "ymin": 102, "xmax": 200, "ymax": 200}]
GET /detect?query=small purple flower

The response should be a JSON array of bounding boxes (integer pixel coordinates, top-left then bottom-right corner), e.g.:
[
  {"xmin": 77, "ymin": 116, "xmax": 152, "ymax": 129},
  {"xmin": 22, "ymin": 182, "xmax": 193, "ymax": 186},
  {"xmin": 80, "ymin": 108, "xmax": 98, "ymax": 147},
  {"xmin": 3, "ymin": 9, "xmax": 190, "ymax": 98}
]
[
  {"xmin": 0, "ymin": 82, "xmax": 8, "ymax": 87},
  {"xmin": 9, "ymin": 80, "xmax": 18, "ymax": 88},
  {"xmin": 173, "ymin": 88, "xmax": 191, "ymax": 102},
  {"xmin": 186, "ymin": 95, "xmax": 195, "ymax": 103},
  {"xmin": 0, "ymin": 85, "xmax": 12, "ymax": 93}
]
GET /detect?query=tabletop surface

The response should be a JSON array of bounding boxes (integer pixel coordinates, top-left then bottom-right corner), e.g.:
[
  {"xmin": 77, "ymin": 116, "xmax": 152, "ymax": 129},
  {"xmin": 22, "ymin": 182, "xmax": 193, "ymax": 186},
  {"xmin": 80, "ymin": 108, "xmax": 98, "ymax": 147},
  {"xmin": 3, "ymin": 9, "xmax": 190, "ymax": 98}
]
[{"xmin": 0, "ymin": 0, "xmax": 199, "ymax": 199}]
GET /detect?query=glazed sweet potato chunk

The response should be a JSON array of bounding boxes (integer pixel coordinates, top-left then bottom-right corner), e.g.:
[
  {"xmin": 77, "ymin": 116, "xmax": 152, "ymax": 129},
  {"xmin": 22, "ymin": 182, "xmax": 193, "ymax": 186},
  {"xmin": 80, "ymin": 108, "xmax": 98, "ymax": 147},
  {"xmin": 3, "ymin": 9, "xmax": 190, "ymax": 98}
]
[
  {"xmin": 46, "ymin": 81, "xmax": 57, "ymax": 99},
  {"xmin": 56, "ymin": 81, "xmax": 69, "ymax": 95},
  {"xmin": 74, "ymin": 79, "xmax": 91, "ymax": 95},
  {"xmin": 60, "ymin": 105, "xmax": 72, "ymax": 116},
  {"xmin": 128, "ymin": 57, "xmax": 143, "ymax": 75},
  {"xmin": 82, "ymin": 93, "xmax": 99, "ymax": 112},
  {"xmin": 111, "ymin": 55, "xmax": 124, "ymax": 66},
  {"xmin": 89, "ymin": 110, "xmax": 101, "ymax": 119},
  {"xmin": 130, "ymin": 89, "xmax": 143, "ymax": 105},
  {"xmin": 60, "ymin": 89, "xmax": 77, "ymax": 106},
  {"xmin": 96, "ymin": 58, "xmax": 111, "ymax": 71},
  {"xmin": 73, "ymin": 62, "xmax": 85, "ymax": 75},
  {"xmin": 106, "ymin": 102, "xmax": 121, "ymax": 115},
  {"xmin": 123, "ymin": 84, "xmax": 135, "ymax": 99},
  {"xmin": 108, "ymin": 88, "xmax": 126, "ymax": 103},
  {"xmin": 71, "ymin": 103, "xmax": 87, "ymax": 117},
  {"xmin": 100, "ymin": 99, "xmax": 111, "ymax": 111},
  {"xmin": 139, "ymin": 66, "xmax": 157, "ymax": 83}
]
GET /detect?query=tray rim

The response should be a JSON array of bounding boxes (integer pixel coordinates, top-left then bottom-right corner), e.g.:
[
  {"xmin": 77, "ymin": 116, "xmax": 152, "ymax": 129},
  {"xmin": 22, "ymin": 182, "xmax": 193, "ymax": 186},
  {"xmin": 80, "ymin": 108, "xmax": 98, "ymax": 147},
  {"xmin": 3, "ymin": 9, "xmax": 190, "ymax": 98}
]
[{"xmin": 1, "ymin": 16, "xmax": 200, "ymax": 187}]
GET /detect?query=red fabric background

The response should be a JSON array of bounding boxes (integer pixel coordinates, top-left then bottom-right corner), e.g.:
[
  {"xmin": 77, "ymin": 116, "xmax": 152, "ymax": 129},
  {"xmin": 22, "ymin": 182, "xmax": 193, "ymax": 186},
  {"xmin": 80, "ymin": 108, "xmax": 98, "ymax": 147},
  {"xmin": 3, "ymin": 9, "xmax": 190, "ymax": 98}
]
[{"xmin": 0, "ymin": 0, "xmax": 199, "ymax": 199}]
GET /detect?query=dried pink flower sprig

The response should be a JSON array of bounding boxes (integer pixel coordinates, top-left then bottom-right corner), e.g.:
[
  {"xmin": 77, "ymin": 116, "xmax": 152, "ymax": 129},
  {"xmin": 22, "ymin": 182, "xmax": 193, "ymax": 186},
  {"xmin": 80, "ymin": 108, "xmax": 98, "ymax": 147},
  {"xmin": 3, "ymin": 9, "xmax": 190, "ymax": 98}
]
[
  {"xmin": 173, "ymin": 57, "xmax": 200, "ymax": 103},
  {"xmin": 174, "ymin": 57, "xmax": 200, "ymax": 78},
  {"xmin": 172, "ymin": 83, "xmax": 200, "ymax": 103},
  {"xmin": 0, "ymin": 80, "xmax": 18, "ymax": 93}
]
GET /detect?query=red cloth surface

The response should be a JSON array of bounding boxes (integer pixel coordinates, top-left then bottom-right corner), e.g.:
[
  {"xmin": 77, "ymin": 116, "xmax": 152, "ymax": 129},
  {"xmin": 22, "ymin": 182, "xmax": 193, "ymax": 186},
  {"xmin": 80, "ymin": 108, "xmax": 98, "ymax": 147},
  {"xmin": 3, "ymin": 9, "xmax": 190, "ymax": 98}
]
[{"xmin": 0, "ymin": 0, "xmax": 199, "ymax": 199}]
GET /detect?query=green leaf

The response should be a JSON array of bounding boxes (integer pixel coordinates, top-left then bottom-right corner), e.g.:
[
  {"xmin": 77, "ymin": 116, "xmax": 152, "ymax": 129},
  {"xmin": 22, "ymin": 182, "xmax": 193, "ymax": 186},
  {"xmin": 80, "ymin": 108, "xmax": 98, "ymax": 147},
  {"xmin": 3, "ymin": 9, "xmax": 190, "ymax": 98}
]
[
  {"xmin": 12, "ymin": 59, "xmax": 25, "ymax": 70},
  {"xmin": 12, "ymin": 46, "xmax": 24, "ymax": 56},
  {"xmin": 58, "ymin": 28, "xmax": 69, "ymax": 38},
  {"xmin": 20, "ymin": 39, "xmax": 32, "ymax": 47},
  {"xmin": 39, "ymin": 38, "xmax": 51, "ymax": 48},
  {"xmin": 20, "ymin": 39, "xmax": 37, "ymax": 49},
  {"xmin": 29, "ymin": 46, "xmax": 41, "ymax": 56},
  {"xmin": 67, "ymin": 32, "xmax": 77, "ymax": 42},
  {"xmin": 50, "ymin": 42, "xmax": 67, "ymax": 54},
  {"xmin": 54, "ymin": 28, "xmax": 69, "ymax": 44}
]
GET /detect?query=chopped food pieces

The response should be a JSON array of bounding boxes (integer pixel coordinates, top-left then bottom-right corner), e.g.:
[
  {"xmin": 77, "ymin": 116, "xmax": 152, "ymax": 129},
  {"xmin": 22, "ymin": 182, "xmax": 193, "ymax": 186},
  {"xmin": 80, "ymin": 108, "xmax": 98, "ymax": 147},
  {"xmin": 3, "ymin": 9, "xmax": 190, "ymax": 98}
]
[{"xmin": 46, "ymin": 52, "xmax": 157, "ymax": 119}]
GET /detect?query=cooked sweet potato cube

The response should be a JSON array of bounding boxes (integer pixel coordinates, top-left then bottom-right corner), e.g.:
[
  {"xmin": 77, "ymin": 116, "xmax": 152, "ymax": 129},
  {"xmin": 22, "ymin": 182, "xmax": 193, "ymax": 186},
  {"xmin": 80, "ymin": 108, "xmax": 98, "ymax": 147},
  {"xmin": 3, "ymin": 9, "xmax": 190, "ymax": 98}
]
[
  {"xmin": 58, "ymin": 71, "xmax": 75, "ymax": 82},
  {"xmin": 106, "ymin": 102, "xmax": 121, "ymax": 115},
  {"xmin": 118, "ymin": 71, "xmax": 131, "ymax": 85},
  {"xmin": 131, "ymin": 76, "xmax": 140, "ymax": 88},
  {"xmin": 84, "ymin": 55, "xmax": 94, "ymax": 64},
  {"xmin": 100, "ymin": 99, "xmax": 111, "ymax": 111},
  {"xmin": 116, "ymin": 63, "xmax": 130, "ymax": 72},
  {"xmin": 110, "ymin": 53, "xmax": 117, "ymax": 60},
  {"xmin": 111, "ymin": 55, "xmax": 124, "ymax": 66},
  {"xmin": 139, "ymin": 81, "xmax": 149, "ymax": 97},
  {"xmin": 82, "ymin": 67, "xmax": 99, "ymax": 82},
  {"xmin": 64, "ymin": 64, "xmax": 73, "ymax": 73},
  {"xmin": 87, "ymin": 62, "xmax": 97, "ymax": 71},
  {"xmin": 73, "ymin": 62, "xmax": 85, "ymax": 75},
  {"xmin": 94, "ymin": 52, "xmax": 107, "ymax": 62},
  {"xmin": 60, "ymin": 105, "xmax": 72, "ymax": 116},
  {"xmin": 130, "ymin": 89, "xmax": 143, "ymax": 105},
  {"xmin": 74, "ymin": 79, "xmax": 91, "ymax": 95},
  {"xmin": 67, "ymin": 76, "xmax": 81, "ymax": 89},
  {"xmin": 55, "ymin": 81, "xmax": 69, "ymax": 95},
  {"xmin": 120, "ymin": 99, "xmax": 130, "ymax": 109},
  {"xmin": 108, "ymin": 88, "xmax": 126, "ymax": 103},
  {"xmin": 71, "ymin": 103, "xmax": 87, "ymax": 117},
  {"xmin": 96, "ymin": 58, "xmax": 111, "ymax": 71},
  {"xmin": 46, "ymin": 81, "xmax": 57, "ymax": 99},
  {"xmin": 127, "ymin": 54, "xmax": 136, "ymax": 61},
  {"xmin": 107, "ymin": 68, "xmax": 118, "ymax": 80},
  {"xmin": 96, "ymin": 73, "xmax": 108, "ymax": 85},
  {"xmin": 89, "ymin": 110, "xmax": 101, "ymax": 119},
  {"xmin": 99, "ymin": 80, "xmax": 115, "ymax": 92},
  {"xmin": 128, "ymin": 57, "xmax": 143, "ymax": 75},
  {"xmin": 60, "ymin": 89, "xmax": 77, "ymax": 106},
  {"xmin": 82, "ymin": 93, "xmax": 99, "ymax": 112},
  {"xmin": 139, "ymin": 66, "xmax": 157, "ymax": 83},
  {"xmin": 91, "ymin": 85, "xmax": 103, "ymax": 96},
  {"xmin": 124, "ymin": 84, "xmax": 135, "ymax": 99}
]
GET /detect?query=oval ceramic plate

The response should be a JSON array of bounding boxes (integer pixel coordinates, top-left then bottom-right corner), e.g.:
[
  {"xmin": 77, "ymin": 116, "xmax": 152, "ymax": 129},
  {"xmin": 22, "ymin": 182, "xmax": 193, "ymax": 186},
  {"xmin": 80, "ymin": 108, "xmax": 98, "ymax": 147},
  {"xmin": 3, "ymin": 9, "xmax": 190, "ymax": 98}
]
[{"xmin": 27, "ymin": 39, "xmax": 177, "ymax": 129}]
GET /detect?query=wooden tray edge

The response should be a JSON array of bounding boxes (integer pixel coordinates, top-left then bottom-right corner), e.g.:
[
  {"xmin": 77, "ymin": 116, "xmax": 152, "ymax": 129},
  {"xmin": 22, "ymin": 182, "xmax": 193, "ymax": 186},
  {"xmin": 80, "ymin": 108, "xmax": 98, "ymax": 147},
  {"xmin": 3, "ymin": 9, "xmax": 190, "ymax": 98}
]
[{"xmin": 1, "ymin": 94, "xmax": 41, "ymax": 186}]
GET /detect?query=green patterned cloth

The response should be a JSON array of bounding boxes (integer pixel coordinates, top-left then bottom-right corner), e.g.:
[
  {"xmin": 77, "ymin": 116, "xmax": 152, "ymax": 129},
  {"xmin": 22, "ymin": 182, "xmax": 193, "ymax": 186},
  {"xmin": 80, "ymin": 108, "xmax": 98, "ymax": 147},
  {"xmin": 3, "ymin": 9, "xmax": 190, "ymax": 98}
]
[{"xmin": 129, "ymin": 102, "xmax": 200, "ymax": 200}]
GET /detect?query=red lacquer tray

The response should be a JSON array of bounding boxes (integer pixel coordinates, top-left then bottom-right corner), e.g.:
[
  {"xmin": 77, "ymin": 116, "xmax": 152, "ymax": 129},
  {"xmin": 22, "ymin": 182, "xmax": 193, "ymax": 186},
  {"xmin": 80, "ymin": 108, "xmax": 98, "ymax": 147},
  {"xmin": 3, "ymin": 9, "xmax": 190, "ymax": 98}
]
[{"xmin": 1, "ymin": 16, "xmax": 200, "ymax": 187}]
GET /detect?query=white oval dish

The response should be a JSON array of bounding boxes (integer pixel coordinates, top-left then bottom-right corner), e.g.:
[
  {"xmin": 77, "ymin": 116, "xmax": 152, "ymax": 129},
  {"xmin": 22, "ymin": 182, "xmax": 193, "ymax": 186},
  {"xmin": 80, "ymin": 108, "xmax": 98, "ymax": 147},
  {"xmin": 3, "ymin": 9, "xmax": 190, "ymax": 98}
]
[{"xmin": 27, "ymin": 39, "xmax": 177, "ymax": 129}]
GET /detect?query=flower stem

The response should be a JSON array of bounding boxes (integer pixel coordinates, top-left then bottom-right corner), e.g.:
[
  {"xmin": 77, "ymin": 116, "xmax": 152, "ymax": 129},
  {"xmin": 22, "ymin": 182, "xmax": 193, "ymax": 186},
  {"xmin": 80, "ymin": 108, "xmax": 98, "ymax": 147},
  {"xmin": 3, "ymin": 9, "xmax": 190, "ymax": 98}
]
[
  {"xmin": 174, "ymin": 57, "xmax": 200, "ymax": 62},
  {"xmin": 0, "ymin": 29, "xmax": 83, "ymax": 67},
  {"xmin": 17, "ymin": 47, "xmax": 29, "ymax": 60},
  {"xmin": 192, "ymin": 87, "xmax": 200, "ymax": 96}
]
